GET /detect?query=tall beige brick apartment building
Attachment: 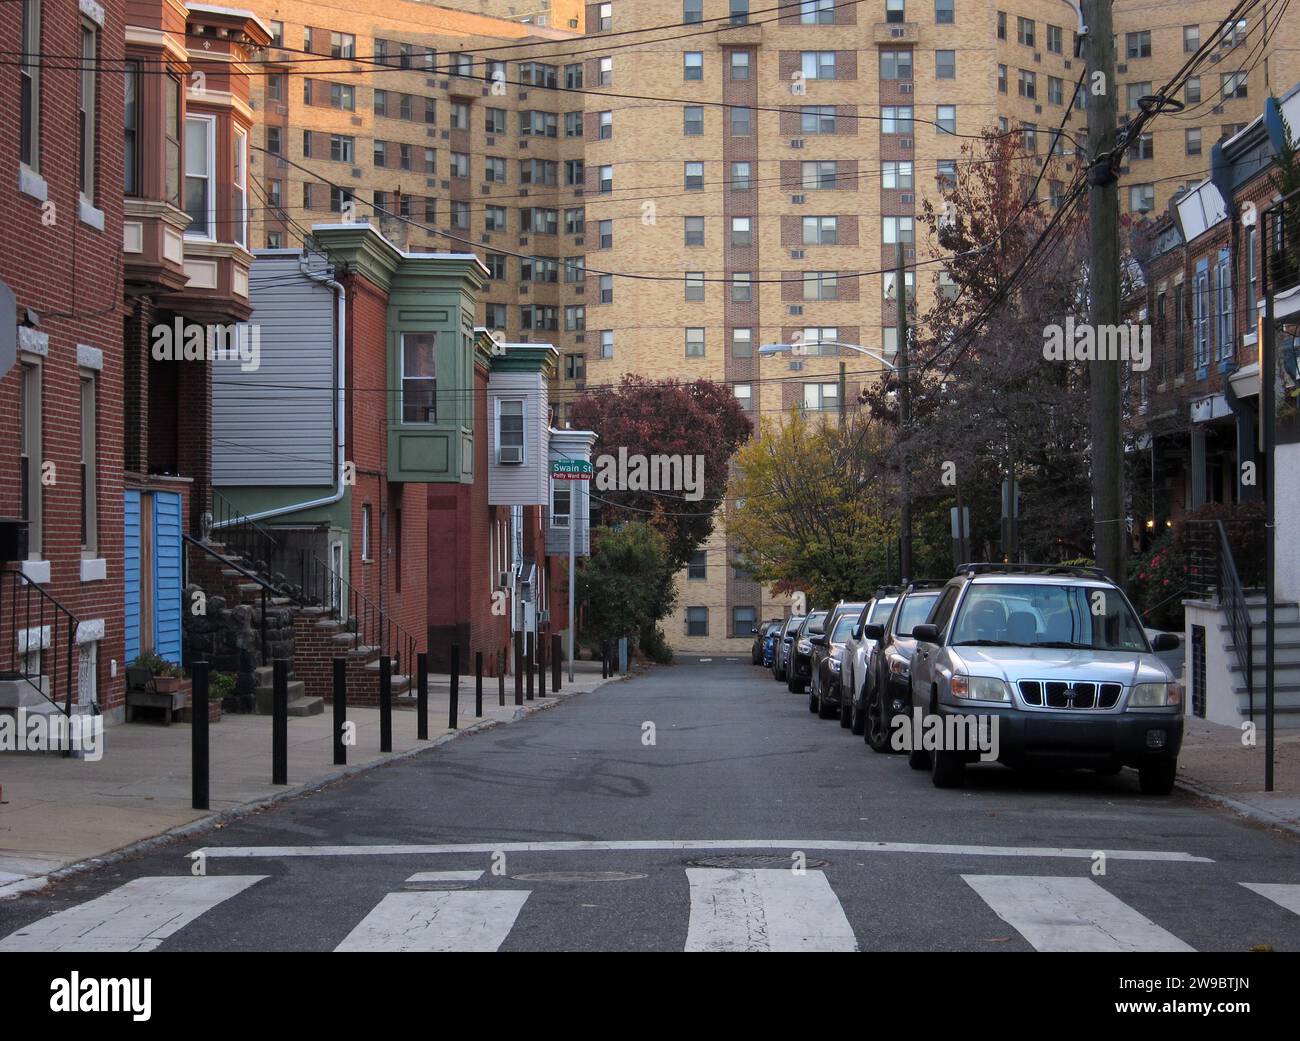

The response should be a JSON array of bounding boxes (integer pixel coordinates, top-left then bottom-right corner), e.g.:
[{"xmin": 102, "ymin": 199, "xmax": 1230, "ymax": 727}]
[{"xmin": 243, "ymin": 0, "xmax": 1297, "ymax": 652}]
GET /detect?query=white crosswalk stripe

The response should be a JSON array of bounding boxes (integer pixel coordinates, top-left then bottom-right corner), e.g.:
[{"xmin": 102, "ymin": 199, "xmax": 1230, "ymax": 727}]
[
  {"xmin": 1240, "ymin": 882, "xmax": 1300, "ymax": 917},
  {"xmin": 334, "ymin": 890, "xmax": 531, "ymax": 952},
  {"xmin": 684, "ymin": 868, "xmax": 858, "ymax": 952},
  {"xmin": 0, "ymin": 875, "xmax": 266, "ymax": 952},
  {"xmin": 962, "ymin": 874, "xmax": 1195, "ymax": 952}
]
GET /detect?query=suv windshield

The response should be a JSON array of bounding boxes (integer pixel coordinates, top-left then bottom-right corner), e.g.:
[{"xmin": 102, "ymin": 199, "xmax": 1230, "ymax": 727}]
[
  {"xmin": 784, "ymin": 616, "xmax": 805, "ymax": 637},
  {"xmin": 869, "ymin": 598, "xmax": 897, "ymax": 624},
  {"xmin": 950, "ymin": 582, "xmax": 1148, "ymax": 652},
  {"xmin": 831, "ymin": 615, "xmax": 855, "ymax": 643},
  {"xmin": 802, "ymin": 612, "xmax": 827, "ymax": 635},
  {"xmin": 894, "ymin": 592, "xmax": 940, "ymax": 637}
]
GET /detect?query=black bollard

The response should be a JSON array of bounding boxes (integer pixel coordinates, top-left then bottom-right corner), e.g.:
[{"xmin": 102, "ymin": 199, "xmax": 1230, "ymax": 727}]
[
  {"xmin": 333, "ymin": 656, "xmax": 347, "ymax": 765},
  {"xmin": 449, "ymin": 644, "xmax": 460, "ymax": 729},
  {"xmin": 539, "ymin": 638, "xmax": 547, "ymax": 698},
  {"xmin": 514, "ymin": 632, "xmax": 524, "ymax": 706},
  {"xmin": 272, "ymin": 658, "xmax": 288, "ymax": 785},
  {"xmin": 192, "ymin": 661, "xmax": 209, "ymax": 810},
  {"xmin": 498, "ymin": 649, "xmax": 505, "ymax": 707},
  {"xmin": 526, "ymin": 633, "xmax": 534, "ymax": 701},
  {"xmin": 475, "ymin": 650, "xmax": 483, "ymax": 718},
  {"xmin": 416, "ymin": 652, "xmax": 428, "ymax": 741},
  {"xmin": 552, "ymin": 634, "xmax": 562, "ymax": 693},
  {"xmin": 379, "ymin": 655, "xmax": 393, "ymax": 753},
  {"xmin": 602, "ymin": 641, "xmax": 609, "ymax": 679}
]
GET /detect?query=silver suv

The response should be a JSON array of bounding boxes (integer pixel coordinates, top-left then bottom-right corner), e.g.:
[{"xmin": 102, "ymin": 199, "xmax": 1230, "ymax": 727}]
[{"xmin": 905, "ymin": 564, "xmax": 1184, "ymax": 793}]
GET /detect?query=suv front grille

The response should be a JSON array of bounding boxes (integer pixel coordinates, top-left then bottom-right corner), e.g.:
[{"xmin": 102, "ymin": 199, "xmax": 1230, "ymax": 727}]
[{"xmin": 1018, "ymin": 680, "xmax": 1123, "ymax": 710}]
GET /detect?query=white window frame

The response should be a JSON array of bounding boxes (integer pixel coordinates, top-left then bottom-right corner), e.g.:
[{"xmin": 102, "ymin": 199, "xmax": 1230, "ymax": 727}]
[
  {"xmin": 497, "ymin": 399, "xmax": 526, "ymax": 464},
  {"xmin": 184, "ymin": 114, "xmax": 217, "ymax": 240},
  {"xmin": 79, "ymin": 18, "xmax": 98, "ymax": 201},
  {"xmin": 232, "ymin": 126, "xmax": 248, "ymax": 248},
  {"xmin": 21, "ymin": 0, "xmax": 42, "ymax": 175},
  {"xmin": 399, "ymin": 332, "xmax": 438, "ymax": 424}
]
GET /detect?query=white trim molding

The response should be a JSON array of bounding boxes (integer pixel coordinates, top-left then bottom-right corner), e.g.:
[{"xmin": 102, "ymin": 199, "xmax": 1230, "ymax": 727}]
[
  {"xmin": 77, "ymin": 344, "xmax": 104, "ymax": 371},
  {"xmin": 80, "ymin": 558, "xmax": 107, "ymax": 583},
  {"xmin": 20, "ymin": 560, "xmax": 51, "ymax": 585},
  {"xmin": 76, "ymin": 618, "xmax": 106, "ymax": 645},
  {"xmin": 79, "ymin": 0, "xmax": 106, "ymax": 27},
  {"xmin": 17, "ymin": 327, "xmax": 48, "ymax": 357},
  {"xmin": 19, "ymin": 165, "xmax": 49, "ymax": 203}
]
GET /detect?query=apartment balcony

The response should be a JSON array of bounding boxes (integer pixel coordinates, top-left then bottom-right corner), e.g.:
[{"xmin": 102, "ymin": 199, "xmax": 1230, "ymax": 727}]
[{"xmin": 874, "ymin": 21, "xmax": 919, "ymax": 45}]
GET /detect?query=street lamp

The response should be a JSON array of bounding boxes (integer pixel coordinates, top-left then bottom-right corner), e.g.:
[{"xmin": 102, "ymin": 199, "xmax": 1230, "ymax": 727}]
[{"xmin": 758, "ymin": 339, "xmax": 899, "ymax": 371}]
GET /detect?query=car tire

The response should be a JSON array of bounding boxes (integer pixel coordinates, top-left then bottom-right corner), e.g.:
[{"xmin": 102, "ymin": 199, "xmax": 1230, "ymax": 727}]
[
  {"xmin": 865, "ymin": 686, "xmax": 891, "ymax": 754},
  {"xmin": 1138, "ymin": 759, "xmax": 1177, "ymax": 795},
  {"xmin": 808, "ymin": 691, "xmax": 819, "ymax": 713},
  {"xmin": 839, "ymin": 689, "xmax": 852, "ymax": 728},
  {"xmin": 818, "ymin": 693, "xmax": 837, "ymax": 720},
  {"xmin": 930, "ymin": 748, "xmax": 966, "ymax": 788},
  {"xmin": 849, "ymin": 689, "xmax": 866, "ymax": 736},
  {"xmin": 908, "ymin": 747, "xmax": 931, "ymax": 770}
]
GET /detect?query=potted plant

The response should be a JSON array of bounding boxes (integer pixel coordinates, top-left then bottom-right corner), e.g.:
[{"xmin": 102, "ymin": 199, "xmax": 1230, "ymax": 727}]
[
  {"xmin": 210, "ymin": 672, "xmax": 237, "ymax": 719},
  {"xmin": 130, "ymin": 651, "xmax": 188, "ymax": 693}
]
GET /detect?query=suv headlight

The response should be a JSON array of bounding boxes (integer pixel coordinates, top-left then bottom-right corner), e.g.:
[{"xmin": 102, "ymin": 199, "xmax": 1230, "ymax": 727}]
[
  {"xmin": 1128, "ymin": 681, "xmax": 1182, "ymax": 709},
  {"xmin": 797, "ymin": 640, "xmax": 811, "ymax": 655},
  {"xmin": 888, "ymin": 653, "xmax": 909, "ymax": 677},
  {"xmin": 950, "ymin": 674, "xmax": 1012, "ymax": 703},
  {"xmin": 829, "ymin": 657, "xmax": 842, "ymax": 673}
]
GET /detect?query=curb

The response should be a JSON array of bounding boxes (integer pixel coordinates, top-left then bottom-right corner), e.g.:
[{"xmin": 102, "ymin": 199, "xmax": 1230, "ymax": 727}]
[
  {"xmin": 0, "ymin": 671, "xmax": 641, "ymax": 900},
  {"xmin": 1175, "ymin": 775, "xmax": 1300, "ymax": 839}
]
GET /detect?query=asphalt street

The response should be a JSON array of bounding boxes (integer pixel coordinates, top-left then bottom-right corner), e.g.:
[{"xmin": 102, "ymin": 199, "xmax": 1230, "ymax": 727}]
[{"xmin": 3, "ymin": 658, "xmax": 1299, "ymax": 952}]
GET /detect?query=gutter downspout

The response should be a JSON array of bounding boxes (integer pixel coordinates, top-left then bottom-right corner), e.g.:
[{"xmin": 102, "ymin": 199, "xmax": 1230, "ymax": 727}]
[{"xmin": 216, "ymin": 254, "xmax": 348, "ymax": 524}]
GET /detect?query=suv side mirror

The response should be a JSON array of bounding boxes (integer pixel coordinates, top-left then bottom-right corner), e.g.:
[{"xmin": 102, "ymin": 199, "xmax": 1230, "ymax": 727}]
[
  {"xmin": 912, "ymin": 623, "xmax": 940, "ymax": 643},
  {"xmin": 864, "ymin": 623, "xmax": 884, "ymax": 640},
  {"xmin": 1151, "ymin": 632, "xmax": 1180, "ymax": 652}
]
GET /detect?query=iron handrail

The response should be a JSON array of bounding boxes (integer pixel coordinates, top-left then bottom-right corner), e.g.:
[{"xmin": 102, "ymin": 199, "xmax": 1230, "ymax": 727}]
[
  {"xmin": 1186, "ymin": 520, "xmax": 1254, "ymax": 719},
  {"xmin": 299, "ymin": 551, "xmax": 418, "ymax": 679},
  {"xmin": 1, "ymin": 569, "xmax": 80, "ymax": 735},
  {"xmin": 209, "ymin": 490, "xmax": 281, "ymax": 569}
]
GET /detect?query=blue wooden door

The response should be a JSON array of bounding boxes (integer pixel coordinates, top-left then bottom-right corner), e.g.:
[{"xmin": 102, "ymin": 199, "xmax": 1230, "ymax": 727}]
[
  {"xmin": 123, "ymin": 490, "xmax": 141, "ymax": 664},
  {"xmin": 152, "ymin": 491, "xmax": 183, "ymax": 665}
]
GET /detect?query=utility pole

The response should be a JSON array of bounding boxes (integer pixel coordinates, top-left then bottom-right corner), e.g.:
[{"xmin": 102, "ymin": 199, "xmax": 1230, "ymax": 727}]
[
  {"xmin": 1084, "ymin": 0, "xmax": 1125, "ymax": 584},
  {"xmin": 838, "ymin": 360, "xmax": 847, "ymax": 425},
  {"xmin": 896, "ymin": 242, "xmax": 913, "ymax": 584}
]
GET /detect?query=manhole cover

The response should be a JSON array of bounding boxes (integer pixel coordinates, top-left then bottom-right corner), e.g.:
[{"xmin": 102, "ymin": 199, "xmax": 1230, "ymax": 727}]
[
  {"xmin": 685, "ymin": 854, "xmax": 829, "ymax": 869},
  {"xmin": 511, "ymin": 871, "xmax": 647, "ymax": 883}
]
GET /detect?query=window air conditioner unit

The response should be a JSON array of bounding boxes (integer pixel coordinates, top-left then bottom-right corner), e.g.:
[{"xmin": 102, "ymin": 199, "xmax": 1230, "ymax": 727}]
[
  {"xmin": 901, "ymin": 137, "xmax": 913, "ymax": 149},
  {"xmin": 901, "ymin": 192, "xmax": 914, "ymax": 204},
  {"xmin": 899, "ymin": 83, "xmax": 913, "ymax": 94},
  {"xmin": 788, "ymin": 360, "xmax": 804, "ymax": 370},
  {"xmin": 574, "ymin": 236, "xmax": 585, "ymax": 245},
  {"xmin": 789, "ymin": 305, "xmax": 804, "ymax": 315},
  {"xmin": 790, "ymin": 249, "xmax": 805, "ymax": 259},
  {"xmin": 500, "ymin": 445, "xmax": 524, "ymax": 464},
  {"xmin": 791, "ymin": 193, "xmax": 806, "ymax": 204},
  {"xmin": 790, "ymin": 139, "xmax": 805, "ymax": 148},
  {"xmin": 1116, "ymin": 63, "xmax": 1127, "ymax": 74},
  {"xmin": 1212, "ymin": 105, "xmax": 1225, "ymax": 114},
  {"xmin": 891, "ymin": 26, "xmax": 904, "ymax": 37}
]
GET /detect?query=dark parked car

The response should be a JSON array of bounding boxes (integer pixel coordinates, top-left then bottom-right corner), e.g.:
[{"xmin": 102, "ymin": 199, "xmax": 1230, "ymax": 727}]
[
  {"xmin": 772, "ymin": 615, "xmax": 805, "ymax": 682},
  {"xmin": 752, "ymin": 619, "xmax": 783, "ymax": 665},
  {"xmin": 761, "ymin": 621, "xmax": 784, "ymax": 668},
  {"xmin": 788, "ymin": 610, "xmax": 827, "ymax": 694},
  {"xmin": 808, "ymin": 601, "xmax": 868, "ymax": 721},
  {"xmin": 844, "ymin": 593, "xmax": 900, "ymax": 736},
  {"xmin": 862, "ymin": 583, "xmax": 944, "ymax": 753}
]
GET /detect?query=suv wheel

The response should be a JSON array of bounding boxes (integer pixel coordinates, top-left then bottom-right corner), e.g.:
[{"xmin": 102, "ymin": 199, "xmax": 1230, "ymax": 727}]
[
  {"xmin": 907, "ymin": 747, "xmax": 930, "ymax": 770},
  {"xmin": 839, "ymin": 688, "xmax": 852, "ymax": 728},
  {"xmin": 818, "ymin": 691, "xmax": 837, "ymax": 719},
  {"xmin": 849, "ymin": 686, "xmax": 866, "ymax": 736},
  {"xmin": 1138, "ymin": 759, "xmax": 1177, "ymax": 795},
  {"xmin": 930, "ymin": 748, "xmax": 966, "ymax": 788},
  {"xmin": 807, "ymin": 690, "xmax": 819, "ymax": 712}
]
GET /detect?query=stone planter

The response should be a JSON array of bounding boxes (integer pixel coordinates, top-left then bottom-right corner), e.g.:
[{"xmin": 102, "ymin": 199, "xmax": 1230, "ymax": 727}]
[
  {"xmin": 180, "ymin": 699, "xmax": 222, "ymax": 724},
  {"xmin": 153, "ymin": 676, "xmax": 188, "ymax": 695}
]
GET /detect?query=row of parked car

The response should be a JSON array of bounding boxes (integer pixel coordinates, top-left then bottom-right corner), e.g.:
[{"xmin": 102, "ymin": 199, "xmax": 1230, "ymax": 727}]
[{"xmin": 751, "ymin": 563, "xmax": 1185, "ymax": 794}]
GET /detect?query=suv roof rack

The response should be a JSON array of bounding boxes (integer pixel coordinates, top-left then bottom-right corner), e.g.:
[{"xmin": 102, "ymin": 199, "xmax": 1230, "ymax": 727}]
[
  {"xmin": 904, "ymin": 578, "xmax": 948, "ymax": 591},
  {"xmin": 955, "ymin": 562, "xmax": 1113, "ymax": 580}
]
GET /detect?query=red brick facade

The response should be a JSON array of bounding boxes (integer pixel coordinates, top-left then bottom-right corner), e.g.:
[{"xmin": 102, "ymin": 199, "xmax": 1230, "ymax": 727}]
[{"xmin": 1, "ymin": 0, "xmax": 128, "ymax": 712}]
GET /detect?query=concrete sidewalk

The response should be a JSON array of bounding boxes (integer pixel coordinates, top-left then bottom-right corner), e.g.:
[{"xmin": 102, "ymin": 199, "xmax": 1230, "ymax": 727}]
[
  {"xmin": 0, "ymin": 661, "xmax": 636, "ymax": 896},
  {"xmin": 1176, "ymin": 715, "xmax": 1300, "ymax": 836}
]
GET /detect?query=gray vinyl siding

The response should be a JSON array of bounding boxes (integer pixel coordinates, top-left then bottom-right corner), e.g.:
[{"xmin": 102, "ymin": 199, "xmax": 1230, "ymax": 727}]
[
  {"xmin": 214, "ymin": 253, "xmax": 337, "ymax": 486},
  {"xmin": 487, "ymin": 372, "xmax": 548, "ymax": 506}
]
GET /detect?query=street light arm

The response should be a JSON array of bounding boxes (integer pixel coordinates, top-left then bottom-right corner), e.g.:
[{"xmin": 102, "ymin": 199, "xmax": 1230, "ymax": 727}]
[{"xmin": 758, "ymin": 340, "xmax": 899, "ymax": 371}]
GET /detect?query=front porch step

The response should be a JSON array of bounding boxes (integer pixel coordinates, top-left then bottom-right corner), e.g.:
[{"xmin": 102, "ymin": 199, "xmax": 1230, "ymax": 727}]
[
  {"xmin": 253, "ymin": 665, "xmax": 298, "ymax": 687},
  {"xmin": 254, "ymin": 679, "xmax": 307, "ymax": 714},
  {"xmin": 286, "ymin": 696, "xmax": 324, "ymax": 717}
]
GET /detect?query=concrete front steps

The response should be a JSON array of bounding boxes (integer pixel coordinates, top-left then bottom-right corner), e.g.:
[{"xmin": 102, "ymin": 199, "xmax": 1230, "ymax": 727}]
[
  {"xmin": 252, "ymin": 664, "xmax": 323, "ymax": 717},
  {"xmin": 1223, "ymin": 598, "xmax": 1300, "ymax": 727}
]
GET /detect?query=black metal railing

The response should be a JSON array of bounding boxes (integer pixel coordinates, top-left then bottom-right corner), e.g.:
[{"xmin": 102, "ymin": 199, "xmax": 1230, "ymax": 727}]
[
  {"xmin": 298, "ymin": 551, "xmax": 417, "ymax": 679},
  {"xmin": 1186, "ymin": 520, "xmax": 1254, "ymax": 719},
  {"xmin": 1, "ymin": 568, "xmax": 80, "ymax": 726},
  {"xmin": 209, "ymin": 490, "xmax": 281, "ymax": 573}
]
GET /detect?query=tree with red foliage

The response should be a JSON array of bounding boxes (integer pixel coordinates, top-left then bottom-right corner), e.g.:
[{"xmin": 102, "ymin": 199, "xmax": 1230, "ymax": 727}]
[{"xmin": 569, "ymin": 375, "xmax": 752, "ymax": 569}]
